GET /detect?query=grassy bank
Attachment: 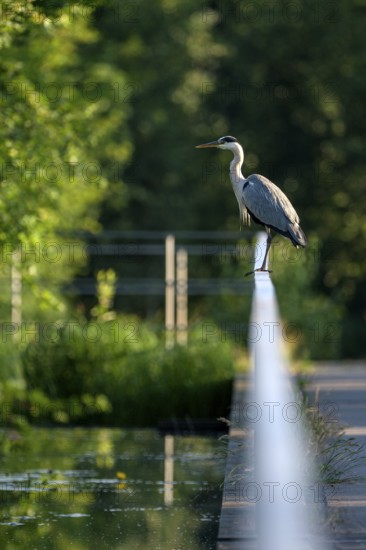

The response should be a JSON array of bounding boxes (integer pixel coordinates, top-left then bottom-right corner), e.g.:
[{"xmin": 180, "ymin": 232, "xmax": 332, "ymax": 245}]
[{"xmin": 0, "ymin": 317, "xmax": 237, "ymax": 428}]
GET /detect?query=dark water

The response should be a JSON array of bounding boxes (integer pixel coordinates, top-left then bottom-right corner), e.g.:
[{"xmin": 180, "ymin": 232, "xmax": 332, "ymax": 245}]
[{"xmin": 0, "ymin": 428, "xmax": 225, "ymax": 549}]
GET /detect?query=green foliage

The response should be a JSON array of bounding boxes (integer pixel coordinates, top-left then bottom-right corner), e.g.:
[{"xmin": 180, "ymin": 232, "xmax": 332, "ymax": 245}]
[
  {"xmin": 83, "ymin": 0, "xmax": 366, "ymax": 357},
  {"xmin": 21, "ymin": 318, "xmax": 235, "ymax": 425},
  {"xmin": 0, "ymin": 0, "xmax": 131, "ymax": 314},
  {"xmin": 88, "ymin": 0, "xmax": 229, "ymax": 231},
  {"xmin": 273, "ymin": 237, "xmax": 343, "ymax": 359},
  {"xmin": 91, "ymin": 269, "xmax": 118, "ymax": 321},
  {"xmin": 104, "ymin": 338, "xmax": 235, "ymax": 425}
]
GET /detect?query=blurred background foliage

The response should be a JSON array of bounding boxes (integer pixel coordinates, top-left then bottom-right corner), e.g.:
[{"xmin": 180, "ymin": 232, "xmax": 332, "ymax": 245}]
[{"xmin": 0, "ymin": 0, "xmax": 364, "ymax": 425}]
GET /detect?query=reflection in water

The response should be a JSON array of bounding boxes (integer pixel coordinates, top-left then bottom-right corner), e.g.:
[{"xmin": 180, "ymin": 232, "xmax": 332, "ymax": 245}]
[
  {"xmin": 164, "ymin": 435, "xmax": 174, "ymax": 506},
  {"xmin": 0, "ymin": 428, "xmax": 224, "ymax": 549}
]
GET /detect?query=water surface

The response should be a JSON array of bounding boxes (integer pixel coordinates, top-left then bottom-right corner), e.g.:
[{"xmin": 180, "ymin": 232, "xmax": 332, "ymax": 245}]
[{"xmin": 0, "ymin": 428, "xmax": 224, "ymax": 549}]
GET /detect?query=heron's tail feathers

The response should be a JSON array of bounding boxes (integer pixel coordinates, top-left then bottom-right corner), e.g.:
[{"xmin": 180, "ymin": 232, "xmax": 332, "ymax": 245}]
[{"xmin": 289, "ymin": 222, "xmax": 307, "ymax": 248}]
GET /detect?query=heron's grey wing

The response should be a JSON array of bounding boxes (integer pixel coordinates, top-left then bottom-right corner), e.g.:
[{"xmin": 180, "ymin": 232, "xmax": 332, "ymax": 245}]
[{"xmin": 243, "ymin": 174, "xmax": 300, "ymax": 232}]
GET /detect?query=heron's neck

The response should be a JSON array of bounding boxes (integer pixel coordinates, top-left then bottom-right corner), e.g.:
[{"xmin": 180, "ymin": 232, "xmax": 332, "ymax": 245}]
[{"xmin": 229, "ymin": 144, "xmax": 245, "ymax": 187}]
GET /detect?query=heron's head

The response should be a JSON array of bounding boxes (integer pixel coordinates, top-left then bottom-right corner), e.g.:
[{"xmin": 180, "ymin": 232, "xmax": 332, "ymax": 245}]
[{"xmin": 196, "ymin": 135, "xmax": 239, "ymax": 151}]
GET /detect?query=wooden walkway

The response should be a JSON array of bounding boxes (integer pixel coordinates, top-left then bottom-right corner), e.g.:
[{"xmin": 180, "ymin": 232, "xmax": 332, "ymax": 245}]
[
  {"xmin": 217, "ymin": 362, "xmax": 366, "ymax": 550},
  {"xmin": 307, "ymin": 362, "xmax": 366, "ymax": 549},
  {"xmin": 216, "ymin": 373, "xmax": 256, "ymax": 550}
]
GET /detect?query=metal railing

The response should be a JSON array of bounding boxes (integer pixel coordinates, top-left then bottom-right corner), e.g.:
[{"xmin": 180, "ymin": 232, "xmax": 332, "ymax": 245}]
[
  {"xmin": 5, "ymin": 229, "xmax": 254, "ymax": 343},
  {"xmin": 68, "ymin": 229, "xmax": 253, "ymax": 296}
]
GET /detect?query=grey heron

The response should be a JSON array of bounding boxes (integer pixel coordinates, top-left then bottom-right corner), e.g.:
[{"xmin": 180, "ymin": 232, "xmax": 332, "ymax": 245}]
[{"xmin": 196, "ymin": 136, "xmax": 307, "ymax": 273}]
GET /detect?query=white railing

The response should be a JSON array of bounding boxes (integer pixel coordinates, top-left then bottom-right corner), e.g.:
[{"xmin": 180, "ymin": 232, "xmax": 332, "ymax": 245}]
[{"xmin": 250, "ymin": 232, "xmax": 329, "ymax": 550}]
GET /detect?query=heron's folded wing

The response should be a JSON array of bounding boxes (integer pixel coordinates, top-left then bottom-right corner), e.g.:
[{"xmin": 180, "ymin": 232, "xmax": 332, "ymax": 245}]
[{"xmin": 243, "ymin": 174, "xmax": 300, "ymax": 232}]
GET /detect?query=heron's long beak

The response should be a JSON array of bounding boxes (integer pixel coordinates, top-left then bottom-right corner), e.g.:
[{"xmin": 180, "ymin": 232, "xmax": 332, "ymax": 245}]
[{"xmin": 195, "ymin": 140, "xmax": 220, "ymax": 148}]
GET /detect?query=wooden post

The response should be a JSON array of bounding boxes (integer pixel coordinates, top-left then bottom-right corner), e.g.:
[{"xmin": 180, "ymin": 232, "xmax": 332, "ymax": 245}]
[
  {"xmin": 165, "ymin": 235, "xmax": 175, "ymax": 349},
  {"xmin": 11, "ymin": 248, "xmax": 21, "ymax": 340},
  {"xmin": 176, "ymin": 248, "xmax": 188, "ymax": 345}
]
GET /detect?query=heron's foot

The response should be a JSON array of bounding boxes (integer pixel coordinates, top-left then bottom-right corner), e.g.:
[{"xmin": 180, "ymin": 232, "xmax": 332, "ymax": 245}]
[{"xmin": 245, "ymin": 268, "xmax": 273, "ymax": 277}]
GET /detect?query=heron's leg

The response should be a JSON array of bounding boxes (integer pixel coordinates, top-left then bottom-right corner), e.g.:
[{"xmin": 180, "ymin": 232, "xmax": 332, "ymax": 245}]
[
  {"xmin": 260, "ymin": 232, "xmax": 272, "ymax": 271},
  {"xmin": 245, "ymin": 231, "xmax": 273, "ymax": 276}
]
